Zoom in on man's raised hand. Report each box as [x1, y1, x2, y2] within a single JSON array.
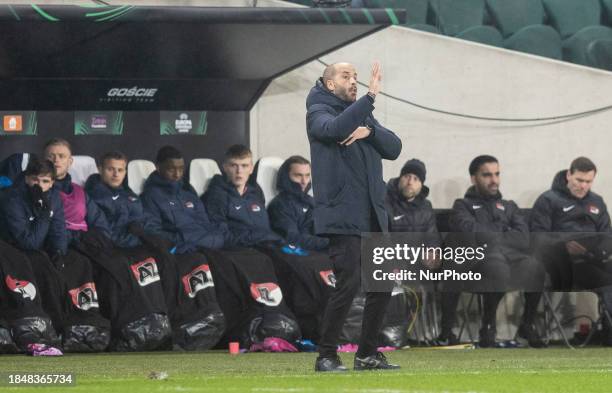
[[368, 61, 382, 96]]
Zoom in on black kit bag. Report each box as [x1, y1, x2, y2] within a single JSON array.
[[75, 230, 171, 351], [0, 241, 58, 352], [257, 244, 334, 340], [203, 247, 301, 348], [25, 248, 111, 352], [133, 230, 226, 350]]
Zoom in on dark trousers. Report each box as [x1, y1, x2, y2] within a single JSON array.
[[318, 235, 391, 358], [440, 292, 542, 335]]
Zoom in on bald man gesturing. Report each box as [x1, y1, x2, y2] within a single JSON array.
[[306, 62, 402, 372]]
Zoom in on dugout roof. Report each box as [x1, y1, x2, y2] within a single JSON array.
[[0, 4, 405, 110]]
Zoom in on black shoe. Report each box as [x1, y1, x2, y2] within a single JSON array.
[[517, 323, 547, 348], [433, 332, 459, 346], [354, 352, 400, 371], [478, 324, 496, 348], [315, 355, 348, 372]]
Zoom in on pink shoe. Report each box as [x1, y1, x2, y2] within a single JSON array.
[[249, 337, 298, 353], [26, 343, 63, 356], [337, 343, 358, 353]]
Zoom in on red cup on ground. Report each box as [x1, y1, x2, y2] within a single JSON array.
[[229, 342, 240, 355]]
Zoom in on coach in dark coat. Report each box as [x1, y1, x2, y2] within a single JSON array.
[[307, 62, 401, 372]]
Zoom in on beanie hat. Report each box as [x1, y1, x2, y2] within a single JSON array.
[[400, 159, 426, 183]]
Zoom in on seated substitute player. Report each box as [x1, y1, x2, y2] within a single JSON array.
[[385, 158, 438, 233], [531, 157, 612, 345], [445, 155, 546, 348], [2, 152, 111, 352], [268, 155, 329, 251], [0, 158, 65, 350], [203, 145, 334, 341], [84, 151, 173, 351], [142, 145, 300, 347]]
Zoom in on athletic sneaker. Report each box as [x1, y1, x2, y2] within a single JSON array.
[[433, 332, 459, 346], [478, 324, 496, 348], [315, 355, 348, 372], [517, 323, 547, 348], [354, 352, 400, 371]]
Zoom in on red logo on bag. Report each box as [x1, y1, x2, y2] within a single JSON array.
[[319, 270, 336, 288], [250, 283, 282, 306], [182, 264, 214, 298], [68, 283, 99, 311], [5, 275, 36, 300], [130, 258, 161, 287]]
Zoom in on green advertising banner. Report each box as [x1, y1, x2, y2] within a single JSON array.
[[160, 111, 207, 136], [0, 111, 37, 136], [75, 111, 124, 135]]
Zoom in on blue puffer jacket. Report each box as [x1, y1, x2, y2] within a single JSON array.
[[203, 174, 282, 248], [0, 176, 68, 255], [84, 174, 143, 248], [267, 159, 329, 251], [306, 79, 402, 235], [141, 171, 226, 254]]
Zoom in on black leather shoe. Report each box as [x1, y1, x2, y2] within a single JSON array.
[[315, 355, 348, 372], [433, 332, 459, 346], [517, 323, 547, 348], [478, 323, 496, 348], [354, 352, 400, 371]]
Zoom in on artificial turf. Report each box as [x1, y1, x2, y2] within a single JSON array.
[[2, 347, 612, 393]]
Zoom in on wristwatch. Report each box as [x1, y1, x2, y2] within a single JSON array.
[[365, 124, 375, 137], [367, 91, 376, 101]]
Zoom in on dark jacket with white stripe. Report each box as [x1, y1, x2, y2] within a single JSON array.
[[385, 177, 437, 233]]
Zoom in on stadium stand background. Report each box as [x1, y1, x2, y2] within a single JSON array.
[[252, 0, 612, 212]]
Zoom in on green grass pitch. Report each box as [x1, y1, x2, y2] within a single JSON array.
[[2, 347, 612, 393]]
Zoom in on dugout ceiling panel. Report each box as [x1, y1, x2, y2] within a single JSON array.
[[0, 5, 403, 162]]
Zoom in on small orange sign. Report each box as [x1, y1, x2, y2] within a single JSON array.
[[3, 115, 22, 132]]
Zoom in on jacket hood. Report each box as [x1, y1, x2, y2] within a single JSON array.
[[276, 160, 312, 203], [209, 173, 263, 200], [84, 173, 135, 198], [306, 78, 354, 110], [551, 169, 580, 199], [386, 177, 430, 205], [143, 170, 184, 194], [464, 185, 502, 201], [54, 173, 74, 194]]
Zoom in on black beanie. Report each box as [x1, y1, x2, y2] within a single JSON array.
[[400, 159, 426, 183]]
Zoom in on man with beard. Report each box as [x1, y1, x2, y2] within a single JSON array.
[[385, 159, 437, 234], [531, 157, 612, 345], [306, 61, 402, 371], [445, 155, 545, 348]]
